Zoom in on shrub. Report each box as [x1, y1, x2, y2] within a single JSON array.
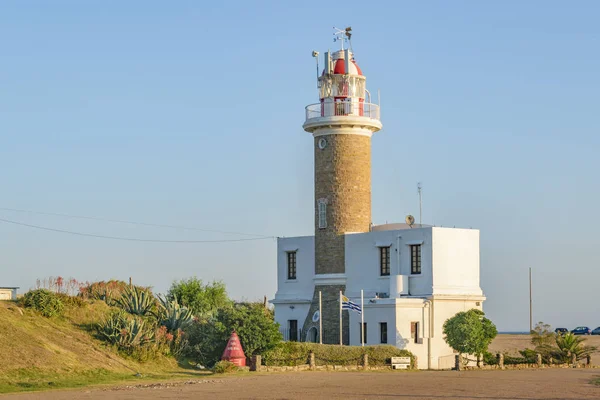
[[116, 285, 156, 316], [79, 280, 130, 305], [483, 351, 497, 365], [167, 278, 231, 318], [22, 289, 65, 317], [56, 293, 86, 308], [552, 332, 597, 362], [212, 360, 238, 374], [184, 302, 282, 367], [263, 342, 416, 368]]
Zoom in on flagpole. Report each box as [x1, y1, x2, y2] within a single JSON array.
[[339, 290, 342, 346], [361, 289, 364, 347], [319, 291, 323, 345]]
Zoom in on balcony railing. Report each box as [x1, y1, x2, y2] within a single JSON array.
[[305, 102, 380, 122]]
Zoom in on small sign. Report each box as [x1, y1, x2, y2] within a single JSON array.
[[391, 356, 411, 365]]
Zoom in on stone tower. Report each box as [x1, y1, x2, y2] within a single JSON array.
[[301, 35, 382, 344]]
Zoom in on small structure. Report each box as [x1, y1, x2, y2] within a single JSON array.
[[221, 331, 246, 367], [0, 287, 18, 301]]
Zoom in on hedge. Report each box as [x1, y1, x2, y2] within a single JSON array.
[[263, 342, 416, 368]]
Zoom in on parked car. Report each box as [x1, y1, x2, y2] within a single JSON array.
[[571, 326, 591, 335], [555, 327, 568, 335], [592, 327, 600, 335]]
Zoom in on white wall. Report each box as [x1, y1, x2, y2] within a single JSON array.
[[272, 236, 315, 332], [431, 228, 482, 296], [345, 228, 433, 298], [0, 288, 17, 300]]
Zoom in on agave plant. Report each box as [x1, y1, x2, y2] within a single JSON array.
[[551, 332, 597, 363], [97, 311, 154, 349], [116, 285, 155, 316], [157, 295, 194, 332]]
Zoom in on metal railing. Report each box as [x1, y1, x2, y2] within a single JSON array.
[[305, 102, 380, 121]]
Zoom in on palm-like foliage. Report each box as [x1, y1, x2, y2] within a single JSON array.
[[97, 311, 154, 349], [551, 333, 597, 362], [157, 295, 194, 332], [117, 285, 155, 316]]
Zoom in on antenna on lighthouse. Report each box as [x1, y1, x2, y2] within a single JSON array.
[[312, 50, 320, 86], [333, 26, 352, 51]]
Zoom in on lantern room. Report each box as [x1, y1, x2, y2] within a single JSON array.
[[303, 29, 381, 132]]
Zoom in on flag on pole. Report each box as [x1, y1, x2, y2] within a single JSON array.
[[341, 295, 362, 314]]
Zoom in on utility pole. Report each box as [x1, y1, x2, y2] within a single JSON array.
[[417, 182, 423, 227], [529, 268, 533, 333]]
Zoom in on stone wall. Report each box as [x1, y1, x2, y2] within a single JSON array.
[[314, 134, 371, 275], [301, 284, 349, 345]]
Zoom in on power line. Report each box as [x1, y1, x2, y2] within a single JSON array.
[[0, 207, 270, 238], [0, 217, 276, 244]]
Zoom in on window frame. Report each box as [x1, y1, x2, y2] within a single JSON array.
[[380, 322, 388, 344], [410, 244, 422, 275], [287, 251, 297, 280], [317, 199, 327, 229], [379, 246, 391, 276]]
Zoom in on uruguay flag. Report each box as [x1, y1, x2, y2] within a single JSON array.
[[341, 295, 362, 314]]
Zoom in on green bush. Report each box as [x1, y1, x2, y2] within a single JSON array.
[[212, 360, 238, 374], [167, 278, 231, 318], [184, 302, 282, 367], [263, 342, 416, 368], [483, 351, 497, 365], [22, 289, 65, 318]]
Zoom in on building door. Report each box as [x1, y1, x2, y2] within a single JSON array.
[[289, 320, 298, 342], [307, 327, 318, 343]]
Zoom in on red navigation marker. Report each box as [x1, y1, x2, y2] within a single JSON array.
[[221, 331, 246, 367]]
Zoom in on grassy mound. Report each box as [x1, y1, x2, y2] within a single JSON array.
[[0, 300, 203, 393]]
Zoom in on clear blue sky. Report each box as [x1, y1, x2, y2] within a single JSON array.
[[1, 1, 599, 331]]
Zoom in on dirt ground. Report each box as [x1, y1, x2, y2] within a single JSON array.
[[490, 334, 600, 366], [6, 369, 600, 400]]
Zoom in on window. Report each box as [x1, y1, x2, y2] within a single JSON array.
[[411, 321, 420, 344], [410, 244, 421, 275], [380, 322, 388, 344], [379, 246, 390, 276], [359, 322, 367, 344], [317, 199, 327, 229], [289, 320, 298, 342], [287, 251, 297, 280]]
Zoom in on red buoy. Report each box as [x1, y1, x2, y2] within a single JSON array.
[[221, 331, 246, 367]]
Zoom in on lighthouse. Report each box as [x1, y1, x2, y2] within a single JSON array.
[[272, 29, 485, 367], [301, 28, 382, 344]]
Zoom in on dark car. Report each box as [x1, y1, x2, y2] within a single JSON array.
[[571, 326, 591, 335], [592, 327, 600, 335], [555, 327, 568, 335]]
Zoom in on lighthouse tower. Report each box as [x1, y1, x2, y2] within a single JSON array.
[[301, 29, 382, 344]]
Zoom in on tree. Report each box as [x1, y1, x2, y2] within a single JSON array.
[[167, 278, 231, 318], [184, 302, 282, 367], [531, 321, 554, 347], [443, 309, 497, 360]]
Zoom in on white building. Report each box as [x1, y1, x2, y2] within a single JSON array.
[[271, 30, 486, 369], [0, 287, 19, 301]]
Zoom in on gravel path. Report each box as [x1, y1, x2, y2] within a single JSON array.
[[6, 369, 600, 400]]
